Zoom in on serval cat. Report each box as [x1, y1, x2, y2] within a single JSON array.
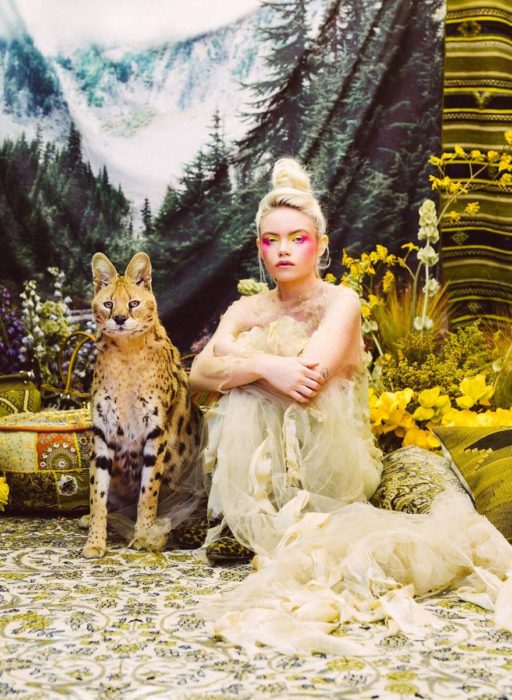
[[83, 251, 203, 558]]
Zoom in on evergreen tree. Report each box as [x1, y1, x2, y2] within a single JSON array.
[[61, 122, 83, 175], [237, 0, 313, 170], [141, 198, 153, 236], [0, 131, 132, 299]]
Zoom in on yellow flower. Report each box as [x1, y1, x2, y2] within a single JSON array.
[[375, 244, 389, 261], [403, 427, 440, 450], [455, 374, 495, 409], [454, 145, 467, 158], [412, 405, 435, 421], [470, 150, 484, 161], [412, 387, 451, 424], [428, 155, 443, 167], [447, 210, 461, 223], [0, 476, 9, 511], [505, 130, 512, 146], [441, 408, 478, 427], [464, 202, 480, 215], [368, 293, 382, 309], [487, 150, 499, 162], [369, 389, 414, 436], [342, 250, 354, 267], [382, 269, 395, 293], [418, 387, 440, 408], [448, 180, 462, 194], [401, 242, 419, 252], [499, 153, 512, 171], [498, 173, 512, 188], [324, 273, 337, 284]]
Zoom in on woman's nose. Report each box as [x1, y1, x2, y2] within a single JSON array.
[[278, 240, 290, 255]]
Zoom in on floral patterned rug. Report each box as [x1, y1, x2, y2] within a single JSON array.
[[1, 516, 512, 700]]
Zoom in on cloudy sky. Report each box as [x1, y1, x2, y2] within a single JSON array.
[[2, 0, 261, 53]]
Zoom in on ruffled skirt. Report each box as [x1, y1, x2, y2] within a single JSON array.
[[200, 378, 512, 655]]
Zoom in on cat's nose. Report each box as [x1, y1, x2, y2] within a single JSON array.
[[113, 315, 127, 325]]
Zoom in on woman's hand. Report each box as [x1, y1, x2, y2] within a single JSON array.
[[257, 355, 324, 403]]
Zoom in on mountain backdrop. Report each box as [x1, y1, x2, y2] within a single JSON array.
[[0, 0, 445, 350]]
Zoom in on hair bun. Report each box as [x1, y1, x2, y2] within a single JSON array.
[[271, 158, 312, 193]]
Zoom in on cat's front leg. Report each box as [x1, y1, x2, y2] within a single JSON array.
[[83, 428, 113, 558], [132, 428, 169, 551]]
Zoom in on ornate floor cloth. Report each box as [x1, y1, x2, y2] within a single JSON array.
[[1, 516, 512, 699]]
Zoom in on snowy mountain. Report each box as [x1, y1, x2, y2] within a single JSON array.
[[0, 5, 268, 219]]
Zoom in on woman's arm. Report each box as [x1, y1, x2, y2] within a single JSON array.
[[299, 288, 363, 385], [189, 298, 324, 401]]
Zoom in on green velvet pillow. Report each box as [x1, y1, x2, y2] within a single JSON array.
[[432, 425, 512, 542], [0, 408, 92, 515], [371, 445, 467, 514]]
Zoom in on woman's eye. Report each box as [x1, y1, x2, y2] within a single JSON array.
[[103, 301, 113, 309], [128, 300, 140, 309], [292, 236, 304, 243]]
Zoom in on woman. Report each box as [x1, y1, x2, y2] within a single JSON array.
[[190, 158, 512, 655]]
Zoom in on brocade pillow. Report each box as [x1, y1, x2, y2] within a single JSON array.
[[0, 408, 92, 515], [432, 425, 512, 542], [370, 444, 467, 514]]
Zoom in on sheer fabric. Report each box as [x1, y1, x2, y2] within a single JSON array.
[[199, 288, 512, 655]]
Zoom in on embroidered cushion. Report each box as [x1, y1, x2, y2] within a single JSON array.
[[432, 425, 512, 542], [370, 445, 467, 514], [0, 408, 92, 515], [0, 373, 41, 417]]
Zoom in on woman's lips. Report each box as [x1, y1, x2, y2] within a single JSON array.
[[276, 261, 294, 267]]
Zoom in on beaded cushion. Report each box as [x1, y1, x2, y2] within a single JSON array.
[[0, 408, 92, 514], [432, 425, 512, 543], [370, 444, 467, 514]]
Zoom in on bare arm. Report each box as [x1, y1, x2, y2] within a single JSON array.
[[189, 298, 324, 402], [299, 288, 363, 386]]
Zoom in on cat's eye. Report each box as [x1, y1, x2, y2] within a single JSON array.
[[128, 300, 140, 309], [103, 301, 113, 309]]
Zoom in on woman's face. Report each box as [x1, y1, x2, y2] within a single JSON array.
[[257, 207, 327, 285]]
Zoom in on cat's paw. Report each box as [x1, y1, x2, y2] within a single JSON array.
[[83, 540, 106, 558]]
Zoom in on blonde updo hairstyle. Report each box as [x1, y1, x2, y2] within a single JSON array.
[[256, 158, 330, 275]]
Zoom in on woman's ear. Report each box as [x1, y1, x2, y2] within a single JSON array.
[[317, 235, 329, 257]]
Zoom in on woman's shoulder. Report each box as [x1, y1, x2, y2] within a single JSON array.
[[322, 281, 360, 308], [222, 290, 276, 327]]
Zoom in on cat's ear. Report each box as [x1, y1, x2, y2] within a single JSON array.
[[92, 253, 118, 294], [124, 252, 152, 291]]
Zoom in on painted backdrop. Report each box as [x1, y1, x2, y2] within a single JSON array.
[[0, 0, 444, 351]]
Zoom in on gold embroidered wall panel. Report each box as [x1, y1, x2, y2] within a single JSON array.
[[443, 0, 512, 325]]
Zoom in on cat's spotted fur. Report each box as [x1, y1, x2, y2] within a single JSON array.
[[83, 251, 202, 558]]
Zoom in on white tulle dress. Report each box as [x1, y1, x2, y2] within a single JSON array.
[[198, 286, 512, 656]]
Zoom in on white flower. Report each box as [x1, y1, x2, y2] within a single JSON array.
[[418, 224, 439, 243], [419, 199, 437, 226], [362, 319, 378, 334], [417, 245, 439, 266], [423, 278, 441, 297], [413, 316, 434, 331]]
